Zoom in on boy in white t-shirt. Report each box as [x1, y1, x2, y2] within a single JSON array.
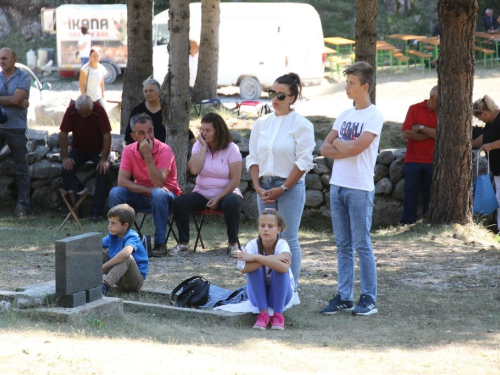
[[320, 61, 383, 316]]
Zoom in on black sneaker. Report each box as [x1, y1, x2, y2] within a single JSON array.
[[352, 294, 378, 316], [320, 294, 353, 315]]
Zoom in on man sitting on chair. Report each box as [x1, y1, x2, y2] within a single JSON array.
[[60, 94, 111, 221], [109, 113, 182, 257]]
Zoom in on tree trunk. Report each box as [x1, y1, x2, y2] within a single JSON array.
[[427, 0, 478, 225], [191, 0, 220, 103], [120, 0, 153, 135], [355, 0, 377, 104], [161, 0, 190, 191]]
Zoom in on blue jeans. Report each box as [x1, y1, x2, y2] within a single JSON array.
[[61, 149, 108, 215], [246, 267, 293, 314], [81, 57, 89, 65], [109, 186, 176, 245], [330, 185, 377, 301], [400, 162, 433, 224], [257, 177, 305, 290], [0, 128, 30, 210]]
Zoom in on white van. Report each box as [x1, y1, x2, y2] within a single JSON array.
[[152, 2, 324, 100]]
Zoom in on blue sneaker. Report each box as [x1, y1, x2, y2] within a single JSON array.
[[320, 294, 353, 314], [352, 294, 378, 316], [102, 283, 109, 296]]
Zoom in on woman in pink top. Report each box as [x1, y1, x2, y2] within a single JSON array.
[[170, 113, 243, 256]]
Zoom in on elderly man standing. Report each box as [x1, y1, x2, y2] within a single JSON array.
[[60, 95, 111, 221], [0, 48, 31, 217], [400, 86, 438, 225], [109, 113, 182, 257]]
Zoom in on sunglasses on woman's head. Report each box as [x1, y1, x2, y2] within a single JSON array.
[[268, 90, 293, 101]]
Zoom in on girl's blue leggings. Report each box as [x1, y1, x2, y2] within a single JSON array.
[[246, 267, 293, 313]]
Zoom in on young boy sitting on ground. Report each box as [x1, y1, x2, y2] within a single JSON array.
[[102, 204, 148, 296]]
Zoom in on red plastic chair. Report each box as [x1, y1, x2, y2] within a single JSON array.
[[192, 210, 241, 253], [236, 100, 264, 117]]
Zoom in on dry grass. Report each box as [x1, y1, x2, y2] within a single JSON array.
[[0, 210, 499, 374]]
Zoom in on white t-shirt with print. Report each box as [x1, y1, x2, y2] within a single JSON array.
[[245, 238, 295, 288], [329, 104, 384, 191]]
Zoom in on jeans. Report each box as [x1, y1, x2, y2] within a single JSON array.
[[401, 162, 433, 224], [246, 267, 293, 314], [0, 128, 30, 209], [109, 186, 176, 245], [330, 185, 377, 301], [81, 57, 89, 66], [61, 149, 108, 215], [257, 177, 305, 290], [173, 192, 242, 244], [102, 251, 144, 291]]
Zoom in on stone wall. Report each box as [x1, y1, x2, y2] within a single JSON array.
[[0, 129, 486, 228]]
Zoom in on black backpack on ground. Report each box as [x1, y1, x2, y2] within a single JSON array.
[[169, 276, 210, 308]]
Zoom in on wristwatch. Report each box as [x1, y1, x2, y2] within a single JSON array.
[[418, 125, 424, 132], [281, 184, 289, 193]]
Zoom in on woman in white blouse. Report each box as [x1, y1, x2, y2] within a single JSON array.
[[246, 72, 315, 290], [79, 48, 107, 110]]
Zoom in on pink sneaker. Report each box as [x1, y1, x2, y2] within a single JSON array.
[[271, 312, 285, 330], [252, 311, 271, 330]]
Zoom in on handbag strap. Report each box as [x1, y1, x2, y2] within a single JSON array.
[[84, 66, 90, 93], [477, 150, 490, 176]]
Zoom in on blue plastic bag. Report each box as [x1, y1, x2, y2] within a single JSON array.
[[473, 153, 498, 215]]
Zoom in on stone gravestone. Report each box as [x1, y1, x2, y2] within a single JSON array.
[[55, 232, 102, 308]]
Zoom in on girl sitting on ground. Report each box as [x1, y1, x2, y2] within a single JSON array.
[[237, 209, 294, 331]]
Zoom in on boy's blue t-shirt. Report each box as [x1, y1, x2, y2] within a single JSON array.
[[102, 229, 149, 279]]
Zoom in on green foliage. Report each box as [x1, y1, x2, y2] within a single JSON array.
[[2, 32, 56, 66]]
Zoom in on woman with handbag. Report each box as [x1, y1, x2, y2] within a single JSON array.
[[124, 77, 195, 145], [246, 72, 315, 291], [79, 48, 107, 111], [472, 95, 500, 228]]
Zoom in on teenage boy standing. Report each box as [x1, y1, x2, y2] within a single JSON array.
[[320, 62, 383, 316]]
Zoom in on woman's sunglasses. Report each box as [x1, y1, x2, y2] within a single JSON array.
[[268, 90, 293, 101], [473, 110, 483, 116]]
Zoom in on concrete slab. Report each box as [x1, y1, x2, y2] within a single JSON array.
[[123, 300, 253, 325], [121, 288, 253, 325], [15, 280, 55, 309], [15, 297, 123, 323]]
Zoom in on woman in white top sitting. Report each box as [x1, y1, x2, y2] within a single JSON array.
[[79, 47, 107, 110], [246, 72, 315, 291]]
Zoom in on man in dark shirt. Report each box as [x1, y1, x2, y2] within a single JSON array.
[[59, 94, 112, 221], [483, 9, 498, 32]]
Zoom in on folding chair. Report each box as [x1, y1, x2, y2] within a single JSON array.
[[58, 188, 89, 231], [193, 99, 221, 117], [236, 100, 264, 117], [191, 210, 241, 253], [134, 208, 178, 245]]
